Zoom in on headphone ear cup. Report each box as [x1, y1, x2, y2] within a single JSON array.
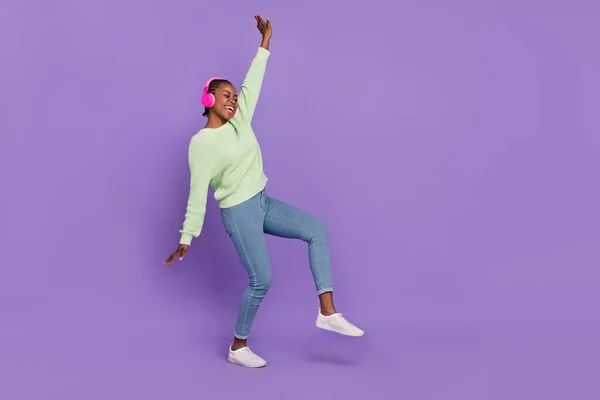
[[201, 90, 215, 108], [201, 76, 223, 109]]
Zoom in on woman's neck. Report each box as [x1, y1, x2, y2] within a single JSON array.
[[205, 114, 227, 129]]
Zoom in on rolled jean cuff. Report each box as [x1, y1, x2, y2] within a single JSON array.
[[234, 332, 250, 340], [317, 287, 333, 295]]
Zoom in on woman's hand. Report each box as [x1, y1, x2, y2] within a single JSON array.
[[164, 244, 189, 265], [254, 15, 272, 47]]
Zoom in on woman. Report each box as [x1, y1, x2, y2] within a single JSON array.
[[165, 15, 364, 368]]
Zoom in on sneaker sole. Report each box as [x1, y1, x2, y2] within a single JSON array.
[[227, 354, 267, 368], [316, 320, 365, 337]]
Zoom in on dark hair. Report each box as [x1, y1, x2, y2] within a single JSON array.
[[202, 79, 232, 117]]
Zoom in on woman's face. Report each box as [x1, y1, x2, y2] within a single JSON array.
[[210, 83, 238, 120]]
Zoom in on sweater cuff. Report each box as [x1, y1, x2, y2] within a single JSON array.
[[257, 46, 270, 58], [179, 233, 193, 246]]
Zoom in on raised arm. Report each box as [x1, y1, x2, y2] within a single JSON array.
[[236, 15, 272, 123]]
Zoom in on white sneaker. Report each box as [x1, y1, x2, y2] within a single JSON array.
[[315, 309, 365, 337], [227, 345, 267, 368]]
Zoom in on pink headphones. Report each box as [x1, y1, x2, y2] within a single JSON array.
[[201, 76, 222, 108]]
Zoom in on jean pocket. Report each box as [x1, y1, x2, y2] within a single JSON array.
[[220, 209, 234, 237], [259, 190, 267, 210]]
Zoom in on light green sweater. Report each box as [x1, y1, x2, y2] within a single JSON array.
[[179, 47, 271, 245]]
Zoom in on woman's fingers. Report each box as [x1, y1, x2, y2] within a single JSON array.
[[255, 15, 266, 28], [164, 249, 180, 265]]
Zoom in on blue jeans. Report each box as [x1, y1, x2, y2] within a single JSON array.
[[220, 190, 333, 339]]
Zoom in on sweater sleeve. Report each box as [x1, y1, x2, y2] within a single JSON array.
[[236, 47, 271, 123], [179, 135, 220, 245]]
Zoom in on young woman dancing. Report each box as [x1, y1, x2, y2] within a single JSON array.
[[164, 15, 364, 368]]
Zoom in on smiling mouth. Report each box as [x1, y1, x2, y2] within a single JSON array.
[[225, 105, 235, 113]]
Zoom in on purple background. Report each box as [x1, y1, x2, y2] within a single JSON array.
[[2, 0, 599, 399]]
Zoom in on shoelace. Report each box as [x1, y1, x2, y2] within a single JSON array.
[[335, 313, 356, 328], [242, 347, 261, 359]]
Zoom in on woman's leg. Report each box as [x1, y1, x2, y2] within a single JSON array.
[[262, 195, 335, 312], [262, 194, 364, 336], [220, 193, 271, 349]]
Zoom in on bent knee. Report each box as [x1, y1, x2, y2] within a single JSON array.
[[250, 271, 272, 292], [310, 220, 328, 242]]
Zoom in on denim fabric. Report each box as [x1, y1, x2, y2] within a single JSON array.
[[220, 190, 333, 339]]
